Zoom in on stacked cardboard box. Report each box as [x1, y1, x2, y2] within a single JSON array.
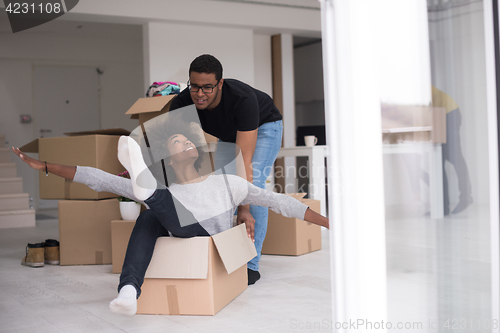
[[20, 129, 129, 265], [262, 193, 322, 256], [111, 219, 135, 273]]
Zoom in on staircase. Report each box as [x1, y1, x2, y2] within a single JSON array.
[[0, 135, 36, 228]]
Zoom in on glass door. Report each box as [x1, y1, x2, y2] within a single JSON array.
[[321, 0, 499, 331]]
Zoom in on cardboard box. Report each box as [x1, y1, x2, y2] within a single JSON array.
[[20, 128, 130, 200], [381, 104, 446, 143], [59, 199, 121, 265], [125, 95, 177, 126], [125, 95, 218, 143], [111, 219, 136, 274], [262, 193, 322, 256], [137, 224, 257, 316]]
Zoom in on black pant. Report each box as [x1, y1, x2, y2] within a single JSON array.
[[442, 109, 472, 211], [118, 189, 209, 297]]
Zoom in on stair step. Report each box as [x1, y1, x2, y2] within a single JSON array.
[[0, 178, 23, 194], [0, 209, 36, 228], [0, 135, 4, 148], [0, 148, 11, 163], [0, 193, 30, 211], [0, 163, 17, 178]]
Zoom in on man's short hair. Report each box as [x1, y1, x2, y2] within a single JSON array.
[[189, 54, 223, 82]]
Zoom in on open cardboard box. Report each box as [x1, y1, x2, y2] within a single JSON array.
[[59, 198, 121, 265], [137, 224, 257, 316], [20, 128, 129, 200], [125, 95, 218, 144], [262, 193, 322, 256]]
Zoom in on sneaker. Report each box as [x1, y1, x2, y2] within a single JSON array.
[[21, 243, 45, 268], [247, 268, 261, 285], [43, 239, 60, 265]]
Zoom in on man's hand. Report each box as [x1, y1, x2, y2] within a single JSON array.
[[237, 206, 255, 242]]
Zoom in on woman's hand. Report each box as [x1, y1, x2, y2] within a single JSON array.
[[11, 147, 45, 171]]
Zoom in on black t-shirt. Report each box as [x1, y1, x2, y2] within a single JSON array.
[[170, 79, 282, 143]]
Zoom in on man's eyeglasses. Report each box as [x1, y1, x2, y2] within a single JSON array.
[[187, 80, 219, 94]]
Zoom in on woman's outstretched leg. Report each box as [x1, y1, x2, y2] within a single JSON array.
[[110, 209, 168, 315], [117, 135, 157, 201], [110, 192, 209, 315]]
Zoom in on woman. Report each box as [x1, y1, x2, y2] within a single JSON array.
[[12, 120, 329, 316]]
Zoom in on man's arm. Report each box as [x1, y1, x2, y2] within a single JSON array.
[[235, 129, 258, 241]]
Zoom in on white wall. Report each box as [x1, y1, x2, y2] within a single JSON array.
[[64, 0, 321, 36], [253, 34, 273, 96], [0, 22, 144, 208], [143, 22, 255, 92]]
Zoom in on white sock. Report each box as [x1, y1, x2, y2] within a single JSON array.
[[117, 136, 156, 201], [109, 284, 138, 315]]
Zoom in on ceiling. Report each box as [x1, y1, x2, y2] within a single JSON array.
[[0, 11, 142, 39], [209, 0, 320, 10]]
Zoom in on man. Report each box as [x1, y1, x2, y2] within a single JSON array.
[[170, 54, 283, 284], [432, 86, 473, 215]]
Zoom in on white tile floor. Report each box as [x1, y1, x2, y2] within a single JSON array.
[[0, 210, 332, 333], [1, 202, 492, 333], [385, 203, 492, 333]]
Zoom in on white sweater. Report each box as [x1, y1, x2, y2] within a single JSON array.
[[74, 166, 309, 235]]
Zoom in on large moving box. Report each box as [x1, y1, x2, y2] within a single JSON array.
[[111, 219, 135, 274], [20, 128, 129, 200], [137, 224, 257, 316], [59, 199, 121, 265], [262, 193, 322, 256]]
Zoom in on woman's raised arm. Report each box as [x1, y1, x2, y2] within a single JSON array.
[[12, 147, 76, 180]]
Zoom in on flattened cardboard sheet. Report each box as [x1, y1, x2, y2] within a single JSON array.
[[19, 128, 130, 153], [19, 139, 38, 153], [64, 128, 130, 136], [211, 223, 257, 274]]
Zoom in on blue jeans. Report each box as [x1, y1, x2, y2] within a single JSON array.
[[442, 109, 472, 211], [248, 120, 283, 271], [214, 121, 282, 271]]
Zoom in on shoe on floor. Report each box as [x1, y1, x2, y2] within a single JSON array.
[[247, 268, 260, 285], [43, 239, 60, 265], [451, 197, 473, 215], [21, 243, 45, 268]]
